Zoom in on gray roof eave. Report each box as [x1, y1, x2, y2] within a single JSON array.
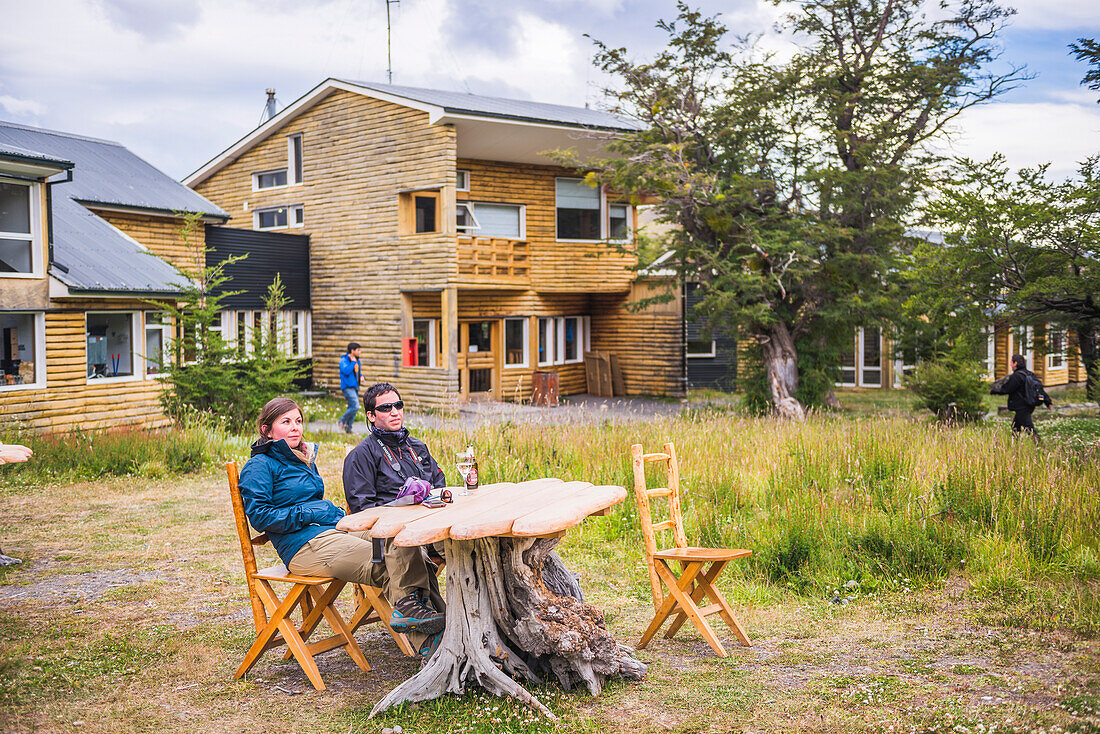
[[74, 198, 229, 221]]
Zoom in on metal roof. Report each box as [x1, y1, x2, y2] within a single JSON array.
[[50, 196, 189, 296], [0, 121, 227, 218], [0, 120, 227, 295], [340, 80, 643, 131]]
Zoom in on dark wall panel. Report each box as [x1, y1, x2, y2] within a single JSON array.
[[205, 225, 310, 310], [685, 282, 737, 390]]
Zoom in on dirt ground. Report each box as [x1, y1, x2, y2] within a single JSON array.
[[1, 470, 1098, 734]]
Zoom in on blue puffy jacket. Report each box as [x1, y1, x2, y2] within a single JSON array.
[[238, 438, 345, 564], [339, 353, 361, 390]]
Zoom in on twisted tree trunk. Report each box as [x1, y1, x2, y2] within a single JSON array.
[[759, 323, 806, 420], [369, 537, 645, 719]]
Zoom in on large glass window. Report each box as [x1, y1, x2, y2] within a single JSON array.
[[860, 327, 882, 386], [538, 316, 588, 365], [472, 203, 523, 239], [0, 181, 34, 275], [0, 312, 43, 389], [504, 318, 528, 367], [1047, 327, 1067, 370], [86, 312, 136, 380], [562, 317, 580, 362], [556, 178, 601, 240]]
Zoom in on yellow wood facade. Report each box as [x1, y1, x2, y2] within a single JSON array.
[[191, 87, 681, 407]]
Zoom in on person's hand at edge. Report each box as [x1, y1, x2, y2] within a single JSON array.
[[0, 444, 32, 465]]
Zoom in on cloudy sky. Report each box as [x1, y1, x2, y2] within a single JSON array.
[[2, 0, 1098, 182]]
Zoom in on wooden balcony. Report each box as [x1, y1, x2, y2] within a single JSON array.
[[456, 237, 530, 287]]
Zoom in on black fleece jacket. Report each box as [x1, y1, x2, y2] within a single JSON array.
[[342, 426, 446, 513]]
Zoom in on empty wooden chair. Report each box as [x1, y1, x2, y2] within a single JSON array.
[[629, 442, 752, 657], [226, 461, 370, 690]]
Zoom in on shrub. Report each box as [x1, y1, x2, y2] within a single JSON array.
[[904, 359, 988, 422]]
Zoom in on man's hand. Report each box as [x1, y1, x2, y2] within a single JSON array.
[[0, 444, 32, 465]]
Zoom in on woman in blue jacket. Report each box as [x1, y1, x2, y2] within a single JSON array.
[[238, 397, 444, 653]]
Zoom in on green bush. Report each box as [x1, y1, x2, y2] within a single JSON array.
[[904, 359, 988, 422]]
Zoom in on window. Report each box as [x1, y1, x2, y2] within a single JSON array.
[[687, 340, 716, 358], [144, 312, 172, 375], [456, 169, 470, 191], [556, 178, 601, 240], [253, 169, 288, 190], [468, 321, 491, 353], [288, 134, 303, 184], [412, 319, 437, 367], [860, 327, 882, 387], [839, 331, 857, 386], [399, 190, 441, 234], [254, 205, 302, 230], [1047, 328, 1067, 370], [472, 203, 523, 239], [0, 180, 37, 276], [456, 203, 479, 234], [290, 310, 311, 358], [86, 312, 137, 380], [609, 204, 630, 240], [0, 311, 44, 389], [538, 316, 589, 365], [415, 196, 437, 233], [504, 318, 528, 367]]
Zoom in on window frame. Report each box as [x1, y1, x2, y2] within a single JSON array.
[[287, 134, 304, 185], [456, 169, 470, 192], [1046, 327, 1067, 370], [686, 339, 717, 359], [143, 311, 173, 377], [608, 202, 633, 242], [85, 311, 141, 384], [538, 316, 588, 366], [455, 202, 480, 235], [252, 168, 289, 191], [253, 204, 302, 231], [398, 189, 442, 235], [555, 177, 603, 243], [412, 318, 438, 367], [0, 178, 42, 279], [458, 201, 526, 240], [503, 317, 529, 369], [0, 311, 46, 391], [859, 326, 883, 387]]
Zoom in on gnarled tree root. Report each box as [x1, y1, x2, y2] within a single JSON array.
[[369, 535, 645, 719]]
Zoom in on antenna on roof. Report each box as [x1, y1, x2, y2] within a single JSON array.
[[386, 0, 399, 84], [260, 89, 278, 125]]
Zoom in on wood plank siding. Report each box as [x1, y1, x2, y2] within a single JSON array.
[[93, 210, 203, 271]]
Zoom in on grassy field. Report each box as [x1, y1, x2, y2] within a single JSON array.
[[1, 410, 1099, 733]]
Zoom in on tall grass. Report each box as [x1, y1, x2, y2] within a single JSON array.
[[417, 414, 1100, 633]]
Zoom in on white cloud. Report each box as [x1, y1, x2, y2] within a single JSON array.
[[0, 95, 44, 117], [1007, 0, 1100, 32], [936, 101, 1100, 180]]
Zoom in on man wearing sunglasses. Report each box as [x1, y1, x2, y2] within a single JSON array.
[[342, 382, 447, 654]]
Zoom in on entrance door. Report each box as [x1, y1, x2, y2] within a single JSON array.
[[459, 320, 497, 399]]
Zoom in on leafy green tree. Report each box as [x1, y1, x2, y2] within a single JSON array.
[[1070, 38, 1100, 100], [240, 273, 306, 421], [909, 154, 1100, 397], [579, 0, 1023, 418]]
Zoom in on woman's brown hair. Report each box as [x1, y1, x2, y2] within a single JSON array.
[[257, 397, 312, 463]]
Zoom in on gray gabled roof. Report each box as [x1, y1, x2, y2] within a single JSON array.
[[0, 140, 73, 169], [0, 120, 226, 296], [0, 121, 227, 218], [340, 80, 643, 132]]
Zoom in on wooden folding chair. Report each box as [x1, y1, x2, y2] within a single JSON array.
[[348, 551, 447, 657], [226, 461, 370, 690], [629, 442, 752, 657]]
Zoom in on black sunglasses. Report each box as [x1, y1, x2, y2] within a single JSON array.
[[372, 400, 404, 413]]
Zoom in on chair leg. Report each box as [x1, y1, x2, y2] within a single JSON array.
[[664, 560, 727, 639], [283, 580, 346, 661], [638, 560, 704, 649], [652, 560, 728, 657], [696, 570, 752, 647], [317, 591, 372, 672], [277, 613, 326, 691], [236, 581, 311, 680], [352, 584, 416, 657]]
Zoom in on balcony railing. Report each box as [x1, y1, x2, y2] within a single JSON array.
[[457, 237, 529, 284]]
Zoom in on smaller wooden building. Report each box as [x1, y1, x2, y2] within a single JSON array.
[[0, 121, 228, 433]]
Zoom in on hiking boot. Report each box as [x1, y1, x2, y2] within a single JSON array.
[[419, 632, 443, 663], [390, 592, 445, 634]]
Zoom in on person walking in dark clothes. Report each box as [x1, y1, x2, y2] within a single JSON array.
[[991, 354, 1053, 439]]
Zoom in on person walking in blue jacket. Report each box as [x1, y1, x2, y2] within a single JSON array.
[[338, 342, 362, 433], [238, 397, 444, 659]]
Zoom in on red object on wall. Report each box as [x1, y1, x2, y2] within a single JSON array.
[[403, 337, 419, 367]]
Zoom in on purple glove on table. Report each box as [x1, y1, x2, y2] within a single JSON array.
[[384, 477, 434, 506]]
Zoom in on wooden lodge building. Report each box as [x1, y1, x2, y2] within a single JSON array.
[[186, 80, 684, 406], [0, 121, 234, 432]]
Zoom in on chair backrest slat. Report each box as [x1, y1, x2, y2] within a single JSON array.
[[226, 461, 268, 632], [631, 441, 691, 608]]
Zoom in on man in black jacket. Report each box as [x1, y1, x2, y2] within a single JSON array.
[[991, 354, 1053, 438], [342, 382, 446, 652]]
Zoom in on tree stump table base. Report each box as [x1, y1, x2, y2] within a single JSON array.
[[369, 536, 646, 719]]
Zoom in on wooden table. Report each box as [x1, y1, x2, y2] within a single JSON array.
[[340, 478, 647, 719]]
